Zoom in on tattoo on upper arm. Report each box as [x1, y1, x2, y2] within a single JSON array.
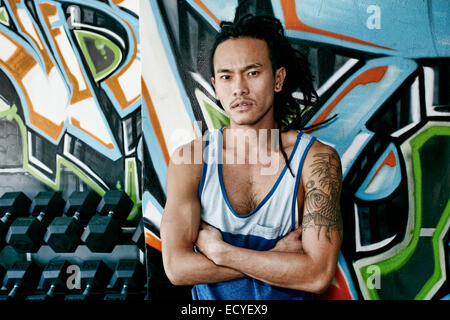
[[302, 152, 343, 244]]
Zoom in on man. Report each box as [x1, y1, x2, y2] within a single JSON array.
[[161, 15, 343, 300]]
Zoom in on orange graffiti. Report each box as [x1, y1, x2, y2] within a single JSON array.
[[103, 12, 140, 110], [145, 230, 162, 252], [0, 32, 64, 140], [142, 78, 170, 166], [70, 118, 114, 150], [8, 0, 54, 74], [366, 150, 396, 189], [193, 0, 220, 26], [306, 66, 388, 133], [38, 2, 92, 105], [280, 0, 392, 50]]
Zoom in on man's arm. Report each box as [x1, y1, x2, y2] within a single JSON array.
[[160, 140, 245, 286], [195, 141, 342, 293]]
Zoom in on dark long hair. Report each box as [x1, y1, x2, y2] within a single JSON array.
[[210, 14, 321, 176]]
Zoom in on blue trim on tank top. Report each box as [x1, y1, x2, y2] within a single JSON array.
[[290, 136, 316, 230], [218, 128, 304, 218], [221, 230, 280, 251], [198, 137, 210, 198]]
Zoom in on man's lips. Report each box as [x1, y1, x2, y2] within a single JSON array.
[[231, 100, 253, 110]]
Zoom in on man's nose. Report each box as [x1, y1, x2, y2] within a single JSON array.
[[232, 76, 249, 96]]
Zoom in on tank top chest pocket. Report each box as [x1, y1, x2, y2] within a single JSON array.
[[250, 223, 282, 240]]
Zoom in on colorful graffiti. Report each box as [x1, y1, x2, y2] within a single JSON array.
[[141, 0, 450, 300], [1, 0, 447, 301], [0, 0, 141, 217]]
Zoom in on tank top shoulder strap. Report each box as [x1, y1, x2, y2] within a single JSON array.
[[287, 131, 315, 173], [203, 128, 223, 165], [198, 128, 223, 197], [289, 131, 317, 229]]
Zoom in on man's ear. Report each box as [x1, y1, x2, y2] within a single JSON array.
[[211, 77, 216, 90], [274, 67, 286, 92]]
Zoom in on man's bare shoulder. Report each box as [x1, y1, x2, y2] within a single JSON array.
[[308, 139, 339, 157], [166, 135, 209, 194], [169, 135, 207, 167], [302, 138, 342, 182]]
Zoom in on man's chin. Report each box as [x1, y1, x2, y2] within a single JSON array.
[[229, 114, 260, 126], [230, 120, 258, 127], [228, 107, 274, 128]]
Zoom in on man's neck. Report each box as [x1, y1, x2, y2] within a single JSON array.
[[222, 123, 281, 167]]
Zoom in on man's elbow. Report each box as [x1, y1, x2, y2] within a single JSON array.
[[164, 263, 182, 286], [163, 256, 187, 286], [166, 271, 187, 286], [309, 268, 335, 294], [310, 277, 331, 294], [291, 258, 336, 294], [163, 253, 196, 286]]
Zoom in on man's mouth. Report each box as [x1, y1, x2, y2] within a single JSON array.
[[231, 101, 253, 110]]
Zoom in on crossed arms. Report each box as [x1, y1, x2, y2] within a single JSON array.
[[160, 139, 343, 294]]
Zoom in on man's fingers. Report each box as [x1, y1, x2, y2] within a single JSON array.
[[291, 227, 302, 238]]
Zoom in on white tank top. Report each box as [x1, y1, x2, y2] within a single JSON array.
[[193, 128, 316, 300], [199, 128, 316, 244]]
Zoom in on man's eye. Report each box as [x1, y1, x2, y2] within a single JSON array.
[[248, 71, 259, 76], [220, 75, 231, 80]]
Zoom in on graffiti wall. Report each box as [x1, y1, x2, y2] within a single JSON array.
[[1, 0, 447, 301], [141, 0, 450, 300], [0, 0, 141, 217]]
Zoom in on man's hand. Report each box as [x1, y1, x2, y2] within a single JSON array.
[[270, 227, 304, 253], [196, 222, 304, 263], [195, 222, 226, 263]]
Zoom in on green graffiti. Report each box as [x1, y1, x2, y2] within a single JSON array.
[[74, 30, 122, 82], [358, 125, 450, 300], [0, 103, 143, 222], [411, 126, 450, 300], [0, 104, 143, 221], [204, 100, 230, 129], [195, 88, 229, 130], [125, 158, 142, 221], [0, 7, 9, 26], [416, 200, 450, 299], [0, 104, 105, 196]]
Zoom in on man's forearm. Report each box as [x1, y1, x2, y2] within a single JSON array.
[[164, 248, 245, 286], [209, 242, 327, 293]]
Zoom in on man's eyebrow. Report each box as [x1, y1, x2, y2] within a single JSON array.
[[216, 63, 263, 74], [244, 63, 263, 70], [216, 67, 231, 74]]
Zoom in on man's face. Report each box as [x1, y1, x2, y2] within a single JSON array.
[[212, 37, 285, 128]]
